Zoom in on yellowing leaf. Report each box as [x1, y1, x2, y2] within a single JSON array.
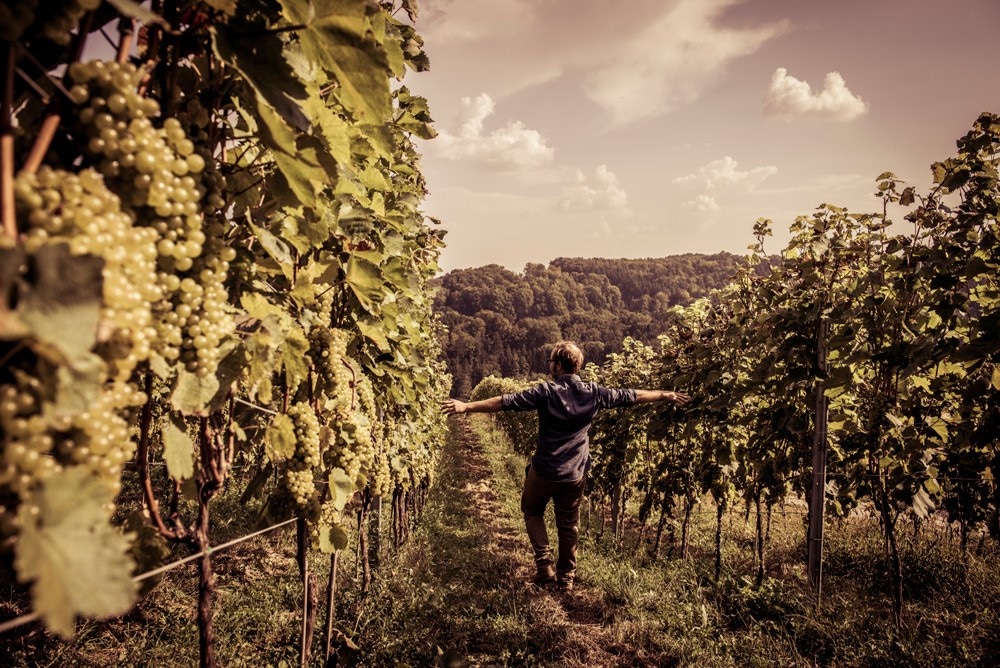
[[162, 417, 194, 481], [15, 468, 137, 637]]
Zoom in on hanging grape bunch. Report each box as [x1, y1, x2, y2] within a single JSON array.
[[16, 167, 162, 379], [0, 0, 101, 44], [67, 60, 235, 377], [308, 326, 377, 487], [282, 401, 322, 513], [0, 161, 161, 538]]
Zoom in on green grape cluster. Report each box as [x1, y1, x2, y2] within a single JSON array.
[[308, 328, 377, 477], [15, 166, 162, 380], [0, 371, 147, 531], [288, 401, 321, 470], [309, 326, 352, 400], [317, 358, 376, 488], [282, 468, 316, 512], [3, 163, 160, 534], [309, 499, 343, 549], [67, 60, 235, 377], [369, 417, 393, 498], [281, 402, 321, 511], [299, 285, 336, 333], [0, 0, 100, 44]]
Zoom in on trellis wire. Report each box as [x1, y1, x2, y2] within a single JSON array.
[[0, 517, 298, 635]]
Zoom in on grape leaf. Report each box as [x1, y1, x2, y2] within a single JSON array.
[[47, 352, 106, 419], [123, 511, 170, 595], [210, 27, 309, 132], [202, 0, 236, 15], [170, 341, 244, 415], [355, 317, 390, 352], [265, 412, 296, 463], [162, 416, 195, 481], [248, 222, 295, 276], [106, 0, 169, 25], [328, 467, 355, 512], [319, 522, 349, 553], [15, 468, 137, 637], [240, 292, 285, 320], [171, 369, 220, 416], [282, 324, 310, 392], [344, 254, 383, 313], [280, 0, 391, 125], [17, 245, 102, 367], [401, 0, 419, 21]]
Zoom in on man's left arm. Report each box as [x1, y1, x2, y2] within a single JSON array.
[[442, 396, 504, 415]]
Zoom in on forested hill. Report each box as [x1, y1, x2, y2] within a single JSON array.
[[434, 253, 744, 397]]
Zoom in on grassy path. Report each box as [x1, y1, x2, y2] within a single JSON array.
[[352, 417, 672, 667]]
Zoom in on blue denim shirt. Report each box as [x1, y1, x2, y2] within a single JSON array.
[[501, 374, 637, 482]]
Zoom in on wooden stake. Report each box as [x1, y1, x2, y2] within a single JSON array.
[[324, 551, 340, 663], [1, 41, 16, 239], [807, 318, 830, 604], [197, 484, 217, 668]]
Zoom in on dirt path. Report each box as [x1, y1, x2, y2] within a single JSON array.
[[393, 419, 663, 667]]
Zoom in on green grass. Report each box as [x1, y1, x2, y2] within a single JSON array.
[[3, 418, 998, 667]]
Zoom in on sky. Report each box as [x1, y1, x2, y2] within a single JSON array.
[[404, 0, 1000, 273]]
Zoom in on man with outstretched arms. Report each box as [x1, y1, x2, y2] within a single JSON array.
[[442, 340, 690, 592]]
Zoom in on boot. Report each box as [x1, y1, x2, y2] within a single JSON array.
[[530, 564, 556, 589]]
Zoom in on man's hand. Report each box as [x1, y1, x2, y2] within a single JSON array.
[[441, 398, 468, 415], [663, 390, 691, 406]]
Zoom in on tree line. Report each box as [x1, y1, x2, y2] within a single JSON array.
[[434, 254, 744, 397]]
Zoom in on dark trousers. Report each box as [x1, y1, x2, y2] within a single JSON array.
[[520, 465, 586, 584]]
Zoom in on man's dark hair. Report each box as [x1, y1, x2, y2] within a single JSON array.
[[550, 341, 584, 374]]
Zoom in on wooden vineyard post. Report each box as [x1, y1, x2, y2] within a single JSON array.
[[324, 551, 340, 663], [1, 41, 16, 239], [807, 318, 830, 603], [297, 517, 317, 668], [370, 495, 382, 572], [196, 489, 217, 668]]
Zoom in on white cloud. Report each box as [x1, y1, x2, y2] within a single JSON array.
[[685, 195, 721, 212], [673, 156, 778, 191], [763, 68, 868, 121], [558, 165, 631, 214], [421, 0, 538, 42], [432, 93, 555, 169], [584, 0, 787, 124]]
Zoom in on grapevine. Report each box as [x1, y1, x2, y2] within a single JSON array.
[[1, 0, 451, 656]]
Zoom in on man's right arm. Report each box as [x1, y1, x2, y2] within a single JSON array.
[[633, 389, 691, 406]]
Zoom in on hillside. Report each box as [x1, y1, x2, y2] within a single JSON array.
[[433, 253, 744, 397]]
